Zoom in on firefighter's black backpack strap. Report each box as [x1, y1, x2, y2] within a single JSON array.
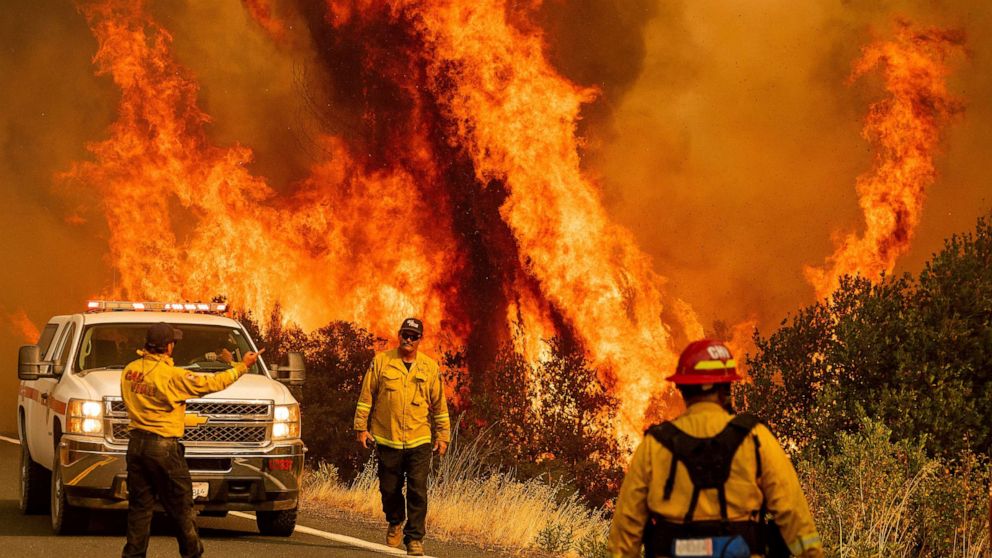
[[708, 414, 760, 523], [645, 423, 682, 500], [730, 413, 761, 436], [646, 422, 708, 522], [646, 414, 762, 523]]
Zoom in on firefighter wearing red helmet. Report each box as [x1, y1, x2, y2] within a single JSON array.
[[607, 340, 823, 558]]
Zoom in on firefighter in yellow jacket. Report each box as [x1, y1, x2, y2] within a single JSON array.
[[354, 317, 450, 557], [120, 322, 261, 558], [607, 339, 823, 558]]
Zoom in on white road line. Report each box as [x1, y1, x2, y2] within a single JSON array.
[[0, 436, 424, 557], [232, 509, 440, 556]]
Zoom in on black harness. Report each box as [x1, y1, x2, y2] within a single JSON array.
[[643, 414, 790, 558]]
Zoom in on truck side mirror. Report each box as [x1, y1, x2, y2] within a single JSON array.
[[272, 351, 306, 386], [18, 345, 51, 381]]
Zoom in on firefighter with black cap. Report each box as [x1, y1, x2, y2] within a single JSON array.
[[607, 339, 823, 558], [120, 322, 261, 558], [354, 317, 450, 556]]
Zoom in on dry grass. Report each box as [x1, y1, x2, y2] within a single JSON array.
[[303, 430, 609, 556], [303, 421, 991, 558]]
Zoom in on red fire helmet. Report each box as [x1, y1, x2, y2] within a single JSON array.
[[667, 339, 742, 385]]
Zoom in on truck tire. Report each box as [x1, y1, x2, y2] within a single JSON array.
[[256, 508, 297, 536], [51, 457, 87, 535], [19, 443, 50, 514]]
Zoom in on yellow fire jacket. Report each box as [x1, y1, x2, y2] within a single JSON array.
[[607, 402, 823, 558], [121, 350, 248, 438], [353, 349, 450, 449]]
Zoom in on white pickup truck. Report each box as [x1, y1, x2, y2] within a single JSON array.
[[16, 301, 306, 536]]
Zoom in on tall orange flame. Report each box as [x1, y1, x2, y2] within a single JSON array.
[[65, 0, 700, 440], [67, 0, 467, 341], [805, 21, 964, 299], [328, 1, 704, 437]]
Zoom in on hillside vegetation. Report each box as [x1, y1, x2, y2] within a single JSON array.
[[738, 214, 992, 556], [244, 213, 992, 556]]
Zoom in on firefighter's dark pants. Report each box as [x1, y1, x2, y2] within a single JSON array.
[[377, 443, 431, 543], [122, 430, 203, 558]]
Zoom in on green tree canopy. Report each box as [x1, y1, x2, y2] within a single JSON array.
[[737, 214, 992, 458]]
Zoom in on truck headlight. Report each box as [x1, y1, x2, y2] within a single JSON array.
[[67, 398, 104, 436], [272, 403, 300, 440]]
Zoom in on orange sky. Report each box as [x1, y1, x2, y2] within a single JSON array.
[[1, 0, 990, 432]]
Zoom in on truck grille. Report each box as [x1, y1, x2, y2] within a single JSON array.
[[111, 423, 267, 443], [109, 400, 269, 418], [106, 397, 273, 447]]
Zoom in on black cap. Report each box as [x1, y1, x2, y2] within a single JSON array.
[[398, 317, 424, 336], [146, 322, 182, 352]]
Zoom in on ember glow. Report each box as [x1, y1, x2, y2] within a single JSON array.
[[57, 1, 964, 441], [805, 21, 965, 299]]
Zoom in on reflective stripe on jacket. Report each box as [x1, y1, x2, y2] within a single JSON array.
[[121, 351, 248, 438], [607, 401, 823, 558], [353, 349, 450, 449]]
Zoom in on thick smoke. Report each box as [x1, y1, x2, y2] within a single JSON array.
[[579, 0, 990, 331], [0, 0, 118, 431]]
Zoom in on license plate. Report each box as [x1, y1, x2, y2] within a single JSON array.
[[674, 538, 713, 557], [192, 482, 209, 500]]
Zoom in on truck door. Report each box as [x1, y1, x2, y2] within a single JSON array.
[[33, 321, 77, 469], [23, 320, 63, 462]]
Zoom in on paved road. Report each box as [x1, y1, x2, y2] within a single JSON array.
[[0, 436, 512, 558]]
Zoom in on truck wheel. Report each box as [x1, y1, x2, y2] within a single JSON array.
[[19, 443, 50, 514], [256, 508, 297, 536], [51, 459, 87, 535]]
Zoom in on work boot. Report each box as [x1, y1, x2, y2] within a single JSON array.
[[406, 539, 425, 556], [386, 523, 404, 548]]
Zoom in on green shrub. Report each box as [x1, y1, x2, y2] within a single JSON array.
[[535, 519, 575, 554], [574, 527, 610, 558], [797, 418, 989, 557]]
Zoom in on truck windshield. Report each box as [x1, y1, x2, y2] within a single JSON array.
[[76, 323, 264, 375]]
